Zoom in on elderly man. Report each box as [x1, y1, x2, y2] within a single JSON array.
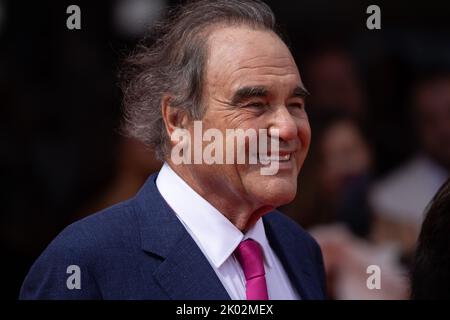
[[20, 0, 326, 300]]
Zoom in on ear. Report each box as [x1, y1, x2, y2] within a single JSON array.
[[161, 95, 190, 137]]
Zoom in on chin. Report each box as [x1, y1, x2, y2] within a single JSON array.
[[273, 189, 296, 207], [255, 180, 297, 208]]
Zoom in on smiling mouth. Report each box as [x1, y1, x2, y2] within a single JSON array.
[[258, 152, 293, 163]]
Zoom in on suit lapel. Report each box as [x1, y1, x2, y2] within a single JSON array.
[[263, 213, 323, 299], [152, 231, 231, 300], [134, 173, 230, 300]]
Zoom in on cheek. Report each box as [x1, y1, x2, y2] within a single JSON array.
[[226, 111, 260, 129], [205, 103, 258, 130]]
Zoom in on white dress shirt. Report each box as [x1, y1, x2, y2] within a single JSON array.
[[156, 162, 299, 300]]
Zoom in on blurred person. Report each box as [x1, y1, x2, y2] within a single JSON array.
[[369, 69, 450, 256], [312, 223, 409, 299], [315, 116, 374, 237], [19, 0, 326, 300], [305, 118, 410, 299], [284, 116, 410, 299], [411, 178, 450, 299], [283, 46, 371, 234], [313, 68, 450, 300], [304, 46, 367, 120], [282, 114, 374, 238]]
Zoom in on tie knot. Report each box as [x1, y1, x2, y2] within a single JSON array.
[[234, 239, 265, 281]]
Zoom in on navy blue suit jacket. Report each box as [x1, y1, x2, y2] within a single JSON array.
[[20, 173, 326, 299]]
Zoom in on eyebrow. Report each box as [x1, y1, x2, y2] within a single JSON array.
[[291, 85, 310, 98], [230, 86, 268, 105], [230, 85, 310, 105]]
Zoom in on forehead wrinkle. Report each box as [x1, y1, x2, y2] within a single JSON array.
[[207, 40, 297, 74], [229, 66, 299, 80], [228, 72, 301, 96], [205, 28, 301, 100], [242, 55, 294, 64], [222, 63, 300, 96], [207, 57, 299, 87], [226, 54, 298, 76]]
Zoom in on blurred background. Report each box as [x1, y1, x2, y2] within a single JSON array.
[[1, 0, 450, 299]]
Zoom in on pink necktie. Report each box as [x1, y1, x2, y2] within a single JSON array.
[[234, 239, 269, 300]]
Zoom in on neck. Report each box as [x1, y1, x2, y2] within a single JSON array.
[[166, 160, 273, 231]]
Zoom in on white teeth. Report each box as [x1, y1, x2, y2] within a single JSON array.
[[259, 153, 291, 162]]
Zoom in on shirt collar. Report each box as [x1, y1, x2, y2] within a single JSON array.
[[156, 162, 273, 269]]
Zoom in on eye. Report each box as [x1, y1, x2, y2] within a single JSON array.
[[288, 102, 305, 110], [245, 102, 266, 109]]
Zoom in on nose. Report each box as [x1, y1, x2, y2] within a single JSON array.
[[268, 105, 298, 142]]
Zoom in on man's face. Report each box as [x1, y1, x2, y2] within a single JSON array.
[[186, 26, 311, 211]]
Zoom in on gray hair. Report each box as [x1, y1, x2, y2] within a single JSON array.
[[120, 0, 280, 159]]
